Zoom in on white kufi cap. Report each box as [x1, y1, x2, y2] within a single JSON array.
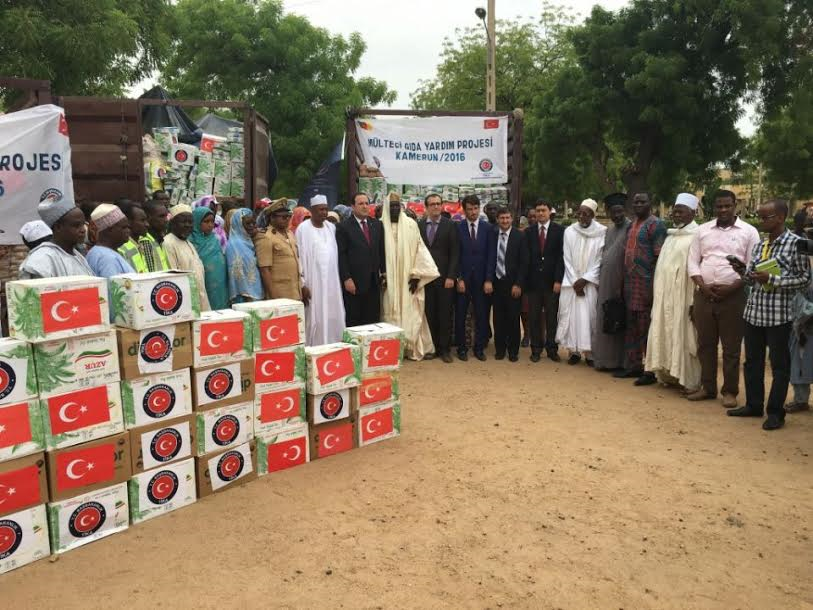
[[674, 192, 698, 210], [310, 194, 328, 207], [580, 198, 598, 213]]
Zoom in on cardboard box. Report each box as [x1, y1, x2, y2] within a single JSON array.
[[40, 383, 125, 451], [129, 414, 195, 473], [6, 276, 110, 343], [233, 299, 305, 351], [304, 343, 361, 394], [47, 482, 128, 554], [254, 346, 306, 394], [109, 272, 200, 330], [0, 504, 50, 574], [192, 359, 254, 411], [353, 372, 400, 411], [128, 458, 196, 525], [0, 338, 37, 406], [213, 177, 231, 198], [194, 441, 256, 498], [342, 323, 405, 372], [191, 309, 252, 368], [33, 331, 120, 398], [0, 400, 45, 463], [116, 323, 193, 380], [199, 133, 225, 155], [308, 418, 356, 461], [170, 143, 196, 166], [357, 402, 401, 447], [307, 388, 350, 425], [45, 432, 131, 502], [0, 452, 48, 518], [256, 422, 309, 475], [194, 402, 253, 456], [253, 384, 306, 435], [121, 368, 192, 429]]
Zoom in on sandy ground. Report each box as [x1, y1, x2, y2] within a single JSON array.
[[3, 350, 813, 609]]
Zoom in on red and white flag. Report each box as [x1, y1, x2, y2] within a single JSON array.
[[255, 350, 296, 385], [360, 406, 394, 443], [259, 314, 300, 350], [199, 321, 244, 357], [258, 387, 302, 424], [0, 464, 41, 514], [265, 436, 308, 473], [315, 348, 354, 384], [54, 442, 116, 492], [46, 385, 110, 435], [0, 402, 33, 449], [367, 339, 400, 368], [359, 376, 393, 407], [318, 422, 353, 458], [40, 287, 102, 334]]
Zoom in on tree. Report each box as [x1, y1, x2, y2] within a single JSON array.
[[531, 0, 793, 202], [0, 0, 171, 105], [161, 0, 395, 197]]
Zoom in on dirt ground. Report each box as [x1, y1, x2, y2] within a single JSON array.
[[3, 351, 813, 609]]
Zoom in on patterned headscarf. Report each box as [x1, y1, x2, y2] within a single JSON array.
[[193, 195, 228, 252]]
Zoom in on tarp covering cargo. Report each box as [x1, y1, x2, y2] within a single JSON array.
[[140, 86, 201, 144]]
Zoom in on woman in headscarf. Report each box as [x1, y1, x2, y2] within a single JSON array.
[[254, 198, 273, 230], [290, 206, 311, 233], [189, 206, 229, 310], [193, 195, 228, 252], [225, 208, 263, 303], [333, 204, 351, 222]]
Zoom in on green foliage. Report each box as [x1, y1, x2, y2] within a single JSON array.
[[32, 343, 76, 394], [109, 281, 127, 324], [5, 344, 39, 396], [10, 287, 44, 339], [161, 0, 395, 198], [0, 0, 172, 105]]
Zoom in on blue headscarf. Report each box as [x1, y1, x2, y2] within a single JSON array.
[[225, 208, 263, 303], [189, 206, 229, 310]]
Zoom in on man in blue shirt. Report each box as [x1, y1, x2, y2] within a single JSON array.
[[87, 204, 135, 278]]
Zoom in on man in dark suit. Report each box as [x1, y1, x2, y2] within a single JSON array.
[[492, 206, 528, 362], [455, 194, 496, 361], [336, 193, 386, 327], [419, 193, 459, 363], [525, 199, 565, 362]]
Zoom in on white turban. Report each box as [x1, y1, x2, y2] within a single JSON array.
[[674, 192, 698, 210], [310, 194, 328, 207], [580, 198, 598, 213]]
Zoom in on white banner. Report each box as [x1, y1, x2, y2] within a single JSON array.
[[0, 104, 74, 245], [355, 115, 508, 185]]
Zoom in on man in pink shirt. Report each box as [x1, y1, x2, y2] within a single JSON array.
[[687, 190, 760, 406]]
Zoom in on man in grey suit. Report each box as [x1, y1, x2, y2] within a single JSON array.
[[419, 193, 459, 362]]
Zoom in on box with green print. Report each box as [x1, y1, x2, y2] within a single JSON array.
[[33, 331, 120, 399], [47, 482, 129, 554], [109, 271, 201, 331], [128, 457, 196, 525], [304, 343, 362, 394], [6, 276, 110, 343], [0, 338, 38, 406], [233, 298, 305, 351], [342, 323, 405, 373], [39, 382, 125, 451], [192, 309, 253, 368]]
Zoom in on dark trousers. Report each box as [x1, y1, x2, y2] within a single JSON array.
[[343, 275, 380, 327], [692, 287, 746, 396], [527, 288, 559, 353], [424, 277, 453, 355], [492, 278, 522, 357], [455, 282, 489, 354], [744, 321, 791, 419]]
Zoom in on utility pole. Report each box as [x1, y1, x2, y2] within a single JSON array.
[[486, 0, 496, 111]]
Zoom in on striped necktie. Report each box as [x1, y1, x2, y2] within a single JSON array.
[[497, 231, 507, 279]]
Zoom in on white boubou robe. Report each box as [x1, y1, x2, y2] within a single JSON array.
[[645, 221, 701, 390], [295, 218, 346, 345], [381, 205, 439, 360], [556, 220, 607, 353]]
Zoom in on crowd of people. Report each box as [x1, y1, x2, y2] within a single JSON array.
[[16, 186, 813, 432]]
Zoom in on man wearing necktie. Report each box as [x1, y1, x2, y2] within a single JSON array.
[[492, 207, 528, 361], [419, 193, 459, 362], [336, 193, 386, 326], [455, 194, 497, 361]]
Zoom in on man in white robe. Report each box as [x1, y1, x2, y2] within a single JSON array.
[[381, 193, 439, 360], [645, 193, 701, 391], [296, 195, 345, 345], [556, 199, 607, 365]]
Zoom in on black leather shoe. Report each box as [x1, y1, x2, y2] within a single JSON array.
[[521, 336, 530, 348], [441, 352, 453, 363], [530, 352, 541, 363], [474, 351, 487, 361], [457, 351, 468, 362], [424, 353, 436, 360], [567, 353, 581, 366], [494, 352, 505, 360], [762, 416, 785, 430], [547, 350, 561, 362], [613, 369, 641, 379], [585, 359, 594, 368], [508, 354, 519, 362], [634, 373, 657, 386], [727, 406, 763, 417]]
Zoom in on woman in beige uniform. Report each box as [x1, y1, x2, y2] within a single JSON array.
[[254, 199, 303, 300]]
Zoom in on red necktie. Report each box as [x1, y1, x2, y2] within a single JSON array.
[[362, 219, 371, 245], [538, 224, 546, 252]]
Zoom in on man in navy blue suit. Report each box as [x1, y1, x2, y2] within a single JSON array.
[[455, 195, 496, 361]]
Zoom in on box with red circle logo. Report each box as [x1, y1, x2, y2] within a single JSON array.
[[127, 458, 196, 525], [115, 323, 193, 380], [253, 384, 306, 435], [33, 331, 119, 399], [192, 309, 253, 368], [307, 388, 350, 425], [109, 271, 200, 331], [0, 503, 50, 574], [233, 298, 305, 351], [192, 360, 254, 411], [342, 323, 405, 373], [256, 422, 309, 476], [39, 382, 125, 451], [194, 441, 256, 498], [194, 401, 253, 456], [121, 368, 192, 429], [128, 414, 196, 473], [0, 338, 37, 407], [47, 482, 128, 554]]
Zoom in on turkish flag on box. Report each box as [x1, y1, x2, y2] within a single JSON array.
[[265, 435, 308, 473], [46, 385, 111, 435], [315, 348, 354, 385], [259, 314, 300, 350], [0, 402, 33, 449], [40, 287, 103, 334], [360, 406, 394, 443], [359, 375, 394, 407], [54, 442, 116, 493], [310, 421, 354, 459], [199, 320, 245, 357], [0, 464, 42, 516], [257, 386, 304, 426], [366, 339, 401, 369], [254, 347, 306, 393]]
